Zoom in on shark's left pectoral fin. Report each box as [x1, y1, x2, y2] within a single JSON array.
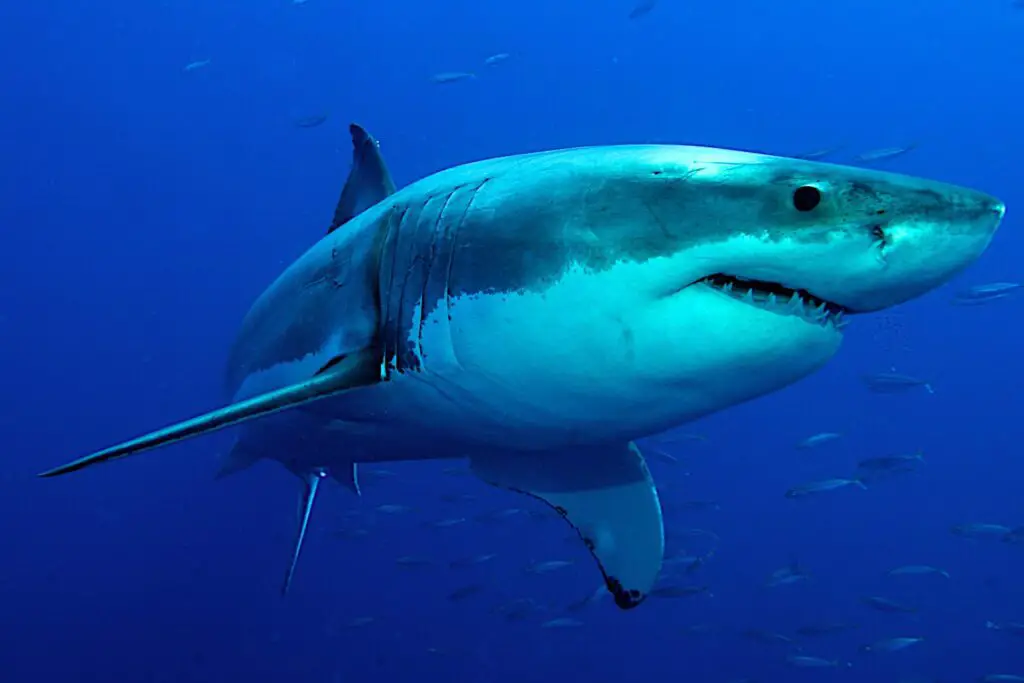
[[282, 469, 325, 596], [38, 349, 382, 478], [470, 442, 664, 609]]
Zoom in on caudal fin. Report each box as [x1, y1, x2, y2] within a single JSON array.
[[38, 350, 381, 478]]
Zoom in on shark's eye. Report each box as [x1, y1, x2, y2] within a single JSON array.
[[792, 185, 822, 212]]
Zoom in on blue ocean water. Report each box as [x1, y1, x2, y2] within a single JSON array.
[[1, 0, 1022, 681]]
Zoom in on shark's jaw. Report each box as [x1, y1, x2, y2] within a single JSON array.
[[696, 273, 849, 329]]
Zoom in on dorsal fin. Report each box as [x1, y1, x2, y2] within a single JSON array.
[[328, 123, 396, 233]]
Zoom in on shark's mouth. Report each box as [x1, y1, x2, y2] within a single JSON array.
[[699, 274, 849, 327]]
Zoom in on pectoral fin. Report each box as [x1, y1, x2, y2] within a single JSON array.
[[470, 442, 664, 609], [38, 349, 381, 478]]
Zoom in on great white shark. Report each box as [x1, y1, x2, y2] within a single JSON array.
[[40, 124, 1005, 608]]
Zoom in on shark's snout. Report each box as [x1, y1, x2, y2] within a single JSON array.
[[990, 196, 1007, 222], [842, 184, 1006, 312]]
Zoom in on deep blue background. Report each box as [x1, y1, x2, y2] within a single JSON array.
[[2, 0, 1022, 681]]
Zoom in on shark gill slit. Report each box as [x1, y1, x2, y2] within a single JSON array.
[[416, 192, 451, 364], [394, 204, 423, 373], [380, 206, 408, 374]]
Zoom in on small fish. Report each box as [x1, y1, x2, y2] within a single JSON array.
[[652, 431, 708, 445], [980, 676, 1024, 683], [796, 622, 858, 637], [786, 655, 851, 668], [183, 59, 211, 72], [664, 554, 707, 573], [797, 432, 843, 449], [951, 282, 1023, 305], [951, 523, 1013, 539], [483, 52, 510, 65], [795, 145, 843, 160], [395, 555, 432, 568], [785, 478, 866, 498], [492, 597, 542, 621], [564, 584, 607, 613], [860, 636, 924, 653], [858, 451, 924, 473], [650, 584, 710, 598], [474, 508, 524, 523], [375, 504, 412, 514], [447, 584, 485, 602], [862, 371, 934, 394], [449, 553, 497, 569], [887, 565, 949, 579], [346, 616, 375, 628], [854, 144, 917, 163], [425, 517, 467, 529], [628, 0, 657, 19], [742, 628, 795, 645], [648, 446, 681, 464], [862, 595, 917, 613], [986, 620, 1024, 636], [525, 559, 574, 574], [542, 617, 584, 628], [293, 114, 328, 129], [682, 623, 715, 637], [430, 71, 475, 85], [766, 561, 810, 587]]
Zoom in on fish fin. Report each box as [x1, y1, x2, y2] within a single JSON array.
[[470, 441, 664, 609], [214, 438, 260, 480], [283, 469, 325, 595], [331, 462, 361, 496], [37, 349, 382, 478], [328, 123, 396, 233]]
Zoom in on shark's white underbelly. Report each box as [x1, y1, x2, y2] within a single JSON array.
[[366, 260, 841, 453]]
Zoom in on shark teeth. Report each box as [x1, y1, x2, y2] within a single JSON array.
[[699, 274, 849, 329]]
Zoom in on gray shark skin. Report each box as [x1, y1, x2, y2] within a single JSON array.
[[40, 123, 1005, 608]]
